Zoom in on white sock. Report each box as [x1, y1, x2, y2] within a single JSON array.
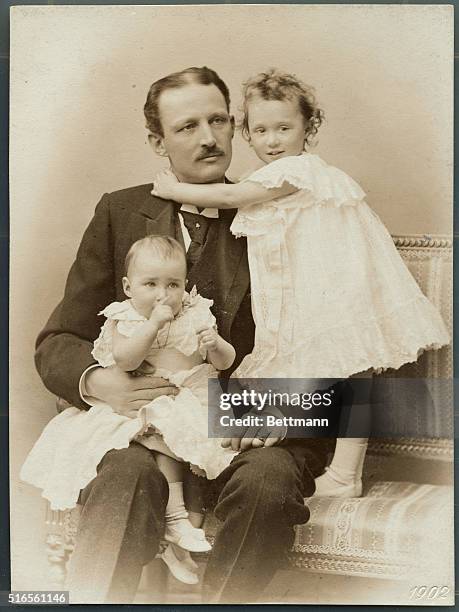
[[326, 438, 368, 484], [165, 482, 188, 525]]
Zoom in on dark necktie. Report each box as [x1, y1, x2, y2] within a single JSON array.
[[180, 210, 214, 270]]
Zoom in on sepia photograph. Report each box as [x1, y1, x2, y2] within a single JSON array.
[[9, 4, 454, 605]]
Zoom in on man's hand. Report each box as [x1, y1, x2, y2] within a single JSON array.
[[85, 365, 178, 418], [151, 169, 179, 200], [220, 410, 286, 452], [221, 433, 283, 452]]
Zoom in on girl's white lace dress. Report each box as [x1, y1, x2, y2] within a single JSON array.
[[21, 292, 237, 510], [230, 153, 449, 380]]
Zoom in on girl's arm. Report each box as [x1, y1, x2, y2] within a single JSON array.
[[152, 170, 298, 210], [197, 327, 236, 371], [112, 304, 173, 371]]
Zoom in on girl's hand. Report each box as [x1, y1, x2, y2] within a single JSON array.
[[152, 169, 179, 200], [197, 326, 219, 352]]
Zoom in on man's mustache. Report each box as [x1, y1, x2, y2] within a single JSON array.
[[196, 147, 225, 161]]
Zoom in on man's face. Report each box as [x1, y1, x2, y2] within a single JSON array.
[[152, 83, 234, 184]]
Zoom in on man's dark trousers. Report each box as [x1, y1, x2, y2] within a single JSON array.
[[67, 441, 317, 603]]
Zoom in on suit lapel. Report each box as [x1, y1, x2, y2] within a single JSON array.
[[214, 180, 249, 311], [215, 209, 247, 303], [138, 193, 180, 240], [214, 210, 250, 336], [115, 193, 182, 298]]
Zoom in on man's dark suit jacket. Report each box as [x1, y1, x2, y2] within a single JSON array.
[[35, 184, 255, 409]]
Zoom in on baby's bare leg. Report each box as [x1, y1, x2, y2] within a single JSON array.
[[155, 452, 183, 483]]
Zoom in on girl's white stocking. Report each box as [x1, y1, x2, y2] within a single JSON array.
[[314, 437, 368, 497]]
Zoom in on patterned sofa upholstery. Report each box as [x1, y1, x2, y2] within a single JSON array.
[[289, 480, 453, 581], [43, 234, 453, 593]]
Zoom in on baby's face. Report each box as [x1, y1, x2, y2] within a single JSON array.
[[123, 250, 186, 319], [247, 96, 307, 164]]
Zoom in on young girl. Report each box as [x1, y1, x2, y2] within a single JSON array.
[[21, 235, 237, 583], [151, 69, 449, 499]]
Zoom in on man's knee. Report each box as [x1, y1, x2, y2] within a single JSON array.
[[218, 447, 307, 519], [236, 447, 297, 491]]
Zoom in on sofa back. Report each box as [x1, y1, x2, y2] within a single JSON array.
[[366, 234, 452, 483]]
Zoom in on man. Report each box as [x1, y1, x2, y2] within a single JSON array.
[[35, 66, 324, 603]]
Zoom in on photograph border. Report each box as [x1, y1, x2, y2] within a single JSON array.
[[2, 1, 457, 609]]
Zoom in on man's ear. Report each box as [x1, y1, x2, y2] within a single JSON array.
[[230, 115, 235, 137], [148, 133, 168, 157], [122, 276, 132, 298]]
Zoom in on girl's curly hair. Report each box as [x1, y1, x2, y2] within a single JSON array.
[[241, 69, 324, 147]]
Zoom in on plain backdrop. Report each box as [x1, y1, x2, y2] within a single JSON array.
[[9, 4, 453, 591]]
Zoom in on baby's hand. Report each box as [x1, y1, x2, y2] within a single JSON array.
[[131, 360, 156, 378], [197, 326, 219, 352], [151, 169, 179, 200], [150, 299, 174, 327]]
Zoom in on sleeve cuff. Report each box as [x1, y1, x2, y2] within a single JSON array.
[[79, 364, 102, 407]]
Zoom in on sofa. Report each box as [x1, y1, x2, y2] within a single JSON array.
[[42, 233, 454, 603]]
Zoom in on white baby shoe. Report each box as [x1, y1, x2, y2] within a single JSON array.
[[161, 544, 199, 585], [165, 519, 212, 552]]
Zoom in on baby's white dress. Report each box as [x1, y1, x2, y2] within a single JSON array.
[[230, 153, 449, 380], [21, 291, 237, 510]]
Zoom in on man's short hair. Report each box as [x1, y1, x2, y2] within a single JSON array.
[[144, 66, 231, 137]]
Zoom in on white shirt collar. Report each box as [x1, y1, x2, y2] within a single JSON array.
[[179, 203, 219, 218], [149, 192, 219, 218]]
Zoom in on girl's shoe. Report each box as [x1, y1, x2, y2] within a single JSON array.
[[313, 468, 362, 498], [160, 544, 199, 585], [165, 519, 212, 552]]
